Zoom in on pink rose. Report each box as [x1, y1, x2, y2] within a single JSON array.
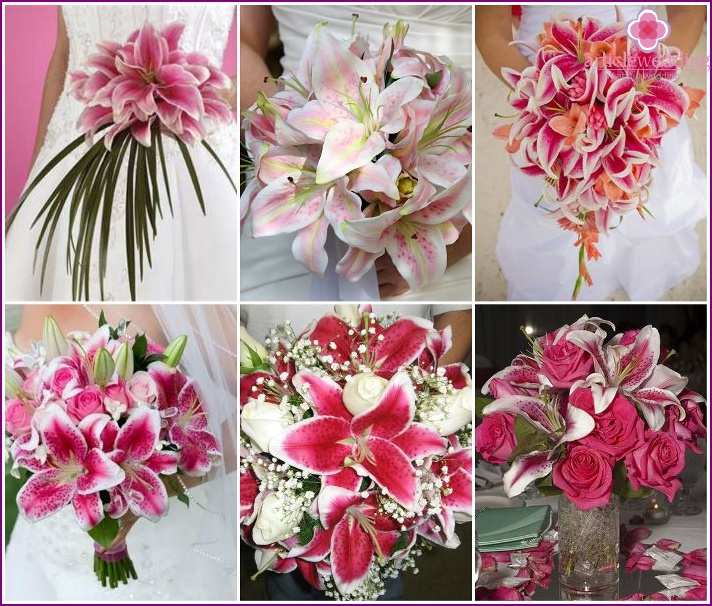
[[475, 413, 516, 464], [67, 386, 104, 422], [664, 389, 706, 453], [572, 389, 645, 459], [625, 430, 684, 502], [127, 371, 159, 406], [538, 331, 593, 388], [552, 444, 614, 510], [147, 341, 165, 356], [49, 365, 79, 396], [22, 370, 41, 398], [5, 398, 34, 437]]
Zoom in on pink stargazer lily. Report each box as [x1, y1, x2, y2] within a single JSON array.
[[148, 363, 222, 475], [317, 486, 404, 595], [304, 312, 432, 376], [270, 372, 445, 510], [567, 325, 685, 430], [483, 395, 594, 496], [72, 22, 231, 148], [105, 406, 179, 520], [15, 405, 125, 530]]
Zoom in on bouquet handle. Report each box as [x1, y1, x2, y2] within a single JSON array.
[[310, 232, 379, 301]]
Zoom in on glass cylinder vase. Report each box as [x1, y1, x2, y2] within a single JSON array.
[[558, 494, 619, 600]]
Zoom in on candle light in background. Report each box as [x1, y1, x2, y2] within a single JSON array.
[[644, 492, 671, 525]]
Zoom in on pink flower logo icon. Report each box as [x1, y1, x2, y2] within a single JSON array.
[[627, 9, 670, 52]]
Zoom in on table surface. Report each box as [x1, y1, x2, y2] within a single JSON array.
[[476, 492, 707, 601]]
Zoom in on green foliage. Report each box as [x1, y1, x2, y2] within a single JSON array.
[[298, 515, 321, 546], [87, 515, 120, 549], [509, 416, 550, 462], [475, 396, 493, 420]]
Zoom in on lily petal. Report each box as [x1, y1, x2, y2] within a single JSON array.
[[503, 451, 555, 497]]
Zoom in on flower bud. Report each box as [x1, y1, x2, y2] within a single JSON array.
[[334, 305, 361, 327], [42, 315, 68, 359], [5, 364, 24, 398], [164, 335, 188, 368], [93, 347, 115, 387], [113, 342, 134, 381], [240, 327, 268, 369]]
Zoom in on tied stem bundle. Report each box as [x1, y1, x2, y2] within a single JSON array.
[[94, 541, 137, 588]]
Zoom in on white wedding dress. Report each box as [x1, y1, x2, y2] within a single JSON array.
[[4, 306, 238, 600], [496, 5, 707, 301], [240, 5, 473, 302], [5, 5, 238, 301]]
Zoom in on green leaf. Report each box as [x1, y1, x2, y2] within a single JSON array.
[[508, 416, 550, 462], [4, 461, 29, 547], [392, 531, 411, 555], [201, 140, 237, 193], [156, 129, 174, 217], [133, 333, 148, 360], [98, 310, 108, 327], [87, 515, 120, 549], [176, 137, 205, 215], [125, 139, 138, 300], [475, 396, 493, 420], [165, 475, 191, 508], [425, 70, 443, 89], [297, 515, 320, 546], [612, 460, 654, 499]]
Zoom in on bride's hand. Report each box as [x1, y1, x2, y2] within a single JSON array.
[[377, 224, 472, 298]]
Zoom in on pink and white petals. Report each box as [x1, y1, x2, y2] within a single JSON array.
[[503, 452, 555, 497]]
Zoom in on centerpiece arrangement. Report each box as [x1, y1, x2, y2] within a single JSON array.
[[476, 315, 706, 595]]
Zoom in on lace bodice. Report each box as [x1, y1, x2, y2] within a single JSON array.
[[273, 4, 472, 76], [63, 5, 233, 70]]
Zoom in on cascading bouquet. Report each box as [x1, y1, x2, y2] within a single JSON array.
[[5, 314, 222, 588], [475, 315, 706, 508], [494, 17, 706, 299], [8, 22, 236, 300], [240, 306, 472, 600], [241, 18, 471, 290]]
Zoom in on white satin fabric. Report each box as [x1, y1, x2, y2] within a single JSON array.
[[240, 5, 473, 302], [5, 5, 238, 301], [5, 305, 238, 600], [496, 5, 707, 300]]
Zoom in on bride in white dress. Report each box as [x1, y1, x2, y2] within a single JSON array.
[[240, 5, 473, 302], [477, 5, 707, 301], [4, 305, 237, 600], [5, 6, 238, 301]]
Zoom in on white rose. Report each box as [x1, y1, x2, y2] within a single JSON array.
[[342, 372, 389, 415], [422, 386, 473, 436], [252, 492, 303, 545], [126, 371, 159, 406], [241, 398, 284, 452], [240, 326, 268, 368], [334, 304, 361, 326]]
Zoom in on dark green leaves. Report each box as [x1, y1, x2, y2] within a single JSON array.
[[297, 515, 321, 546], [9, 123, 235, 301], [87, 515, 120, 549]]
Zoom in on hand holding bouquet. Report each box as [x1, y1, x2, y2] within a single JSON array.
[[494, 17, 705, 299], [5, 314, 222, 587], [240, 306, 472, 599], [242, 18, 472, 291]]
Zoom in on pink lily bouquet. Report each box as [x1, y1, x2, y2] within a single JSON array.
[[476, 316, 706, 510], [241, 19, 471, 290], [5, 314, 222, 588], [8, 22, 236, 300], [240, 306, 472, 599], [494, 17, 705, 299]]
